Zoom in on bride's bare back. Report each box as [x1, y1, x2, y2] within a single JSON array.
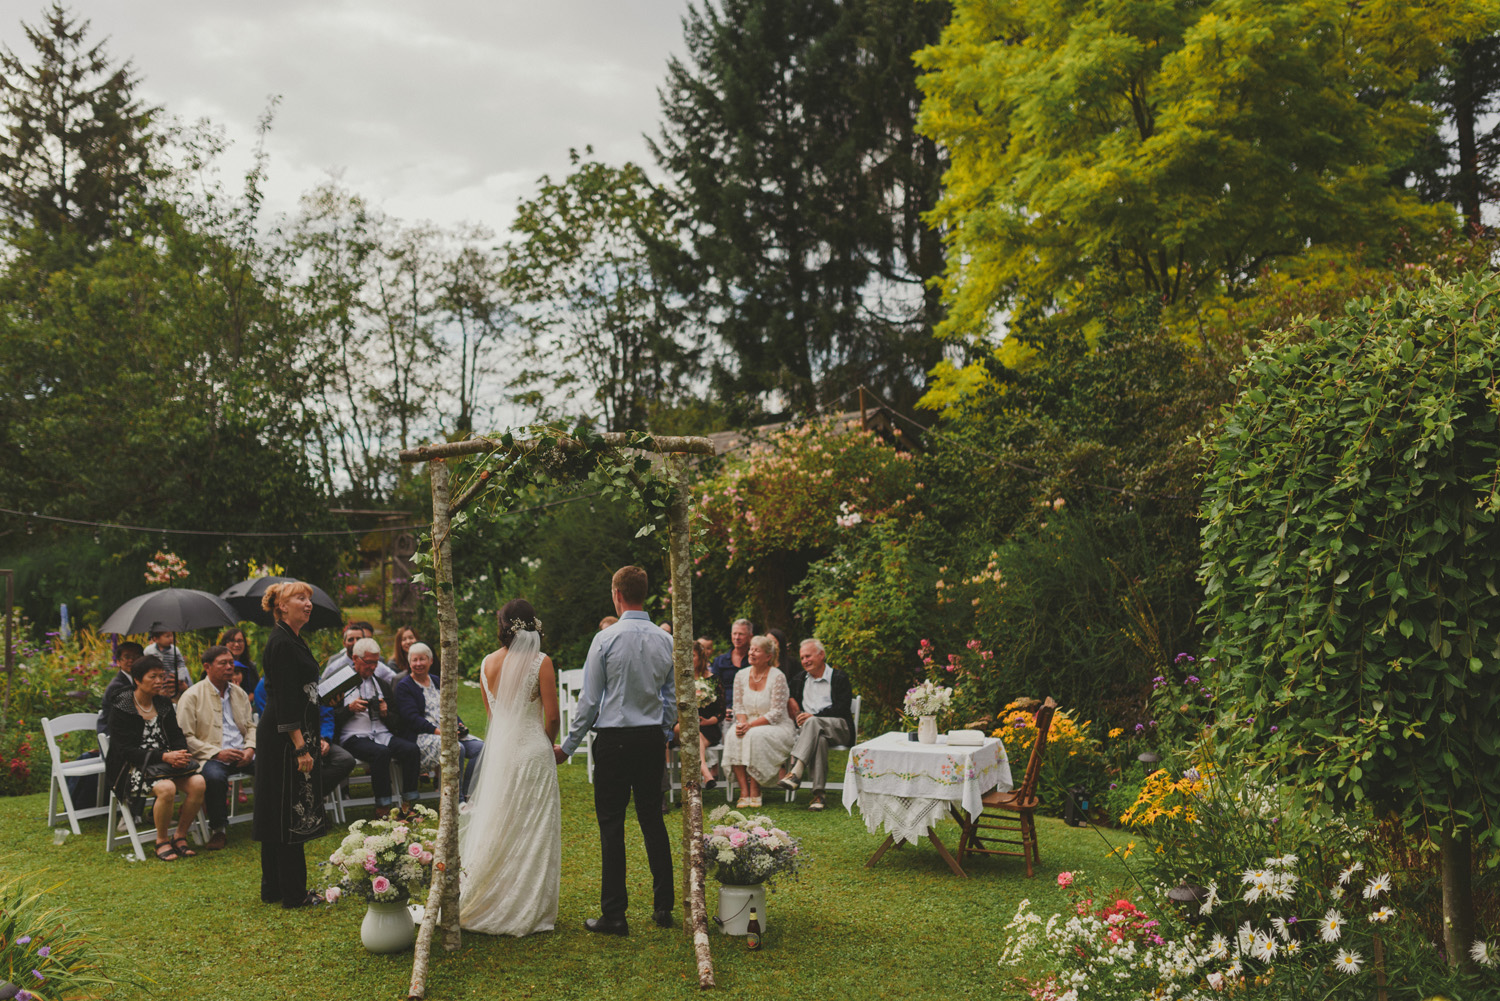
[[481, 647, 561, 742]]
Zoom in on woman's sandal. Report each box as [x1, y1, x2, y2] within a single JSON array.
[[154, 841, 181, 861], [171, 837, 198, 858]]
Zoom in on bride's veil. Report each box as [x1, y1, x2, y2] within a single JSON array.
[[458, 627, 542, 850]]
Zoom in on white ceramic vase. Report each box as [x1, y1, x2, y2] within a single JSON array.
[[361, 899, 416, 953], [716, 883, 767, 936], [918, 715, 939, 744]]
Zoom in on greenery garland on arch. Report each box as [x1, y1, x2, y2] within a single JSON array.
[[400, 423, 718, 996]]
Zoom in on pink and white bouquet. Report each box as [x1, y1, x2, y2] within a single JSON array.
[[703, 806, 807, 886], [143, 551, 190, 586], [693, 676, 719, 708], [903, 679, 953, 719], [321, 806, 439, 903]]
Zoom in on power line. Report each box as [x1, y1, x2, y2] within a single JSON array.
[[0, 506, 429, 540]]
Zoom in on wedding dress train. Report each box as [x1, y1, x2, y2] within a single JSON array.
[[457, 631, 561, 936]]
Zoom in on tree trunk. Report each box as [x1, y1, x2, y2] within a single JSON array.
[[668, 458, 716, 989], [1452, 39, 1482, 230], [409, 459, 465, 999], [1441, 825, 1475, 969]]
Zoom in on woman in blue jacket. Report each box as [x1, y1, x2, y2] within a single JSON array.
[[393, 643, 483, 806]]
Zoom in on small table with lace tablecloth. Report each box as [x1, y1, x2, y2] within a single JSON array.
[[842, 731, 1012, 877]]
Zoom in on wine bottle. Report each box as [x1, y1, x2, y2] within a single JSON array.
[[746, 907, 761, 950]]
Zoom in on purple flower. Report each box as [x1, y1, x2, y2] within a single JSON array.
[[1287, 916, 1299, 924], [1269, 726, 1278, 733], [1108, 783, 1118, 790], [1174, 653, 1195, 664], [1152, 676, 1166, 688], [32, 970, 44, 981], [1134, 723, 1145, 733], [1013, 719, 1026, 729], [1147, 720, 1158, 728], [1246, 716, 1255, 725], [18, 990, 34, 1001], [35, 946, 49, 958], [1186, 675, 1199, 684], [17, 936, 30, 945]]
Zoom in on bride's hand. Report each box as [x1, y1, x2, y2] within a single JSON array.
[[552, 745, 567, 765]]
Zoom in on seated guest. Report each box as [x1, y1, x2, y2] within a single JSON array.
[[321, 624, 397, 684], [598, 615, 618, 631], [177, 645, 257, 850], [721, 634, 796, 809], [143, 630, 192, 701], [336, 638, 420, 818], [710, 618, 752, 717], [218, 628, 260, 697], [778, 638, 855, 811], [674, 638, 723, 788], [254, 677, 356, 793], [104, 654, 206, 861], [393, 643, 482, 804], [98, 641, 145, 734]]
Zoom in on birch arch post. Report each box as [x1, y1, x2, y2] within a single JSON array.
[[397, 428, 719, 998]]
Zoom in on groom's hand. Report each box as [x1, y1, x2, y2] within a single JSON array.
[[553, 745, 567, 765]]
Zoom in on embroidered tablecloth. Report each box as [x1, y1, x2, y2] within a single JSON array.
[[843, 731, 1011, 843]]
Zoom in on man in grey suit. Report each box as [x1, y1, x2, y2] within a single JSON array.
[[555, 565, 676, 936]]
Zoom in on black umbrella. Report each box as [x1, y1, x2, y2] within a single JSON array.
[[219, 576, 343, 632], [99, 588, 241, 635]]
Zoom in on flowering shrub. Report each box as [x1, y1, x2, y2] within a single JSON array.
[[142, 551, 189, 586], [916, 639, 995, 726], [1120, 767, 1210, 828], [322, 807, 439, 903], [990, 700, 1104, 815], [703, 806, 807, 887]]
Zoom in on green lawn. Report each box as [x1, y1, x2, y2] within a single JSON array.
[[14, 686, 1135, 1000]]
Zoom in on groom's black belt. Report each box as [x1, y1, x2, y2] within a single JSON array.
[[596, 725, 664, 735]]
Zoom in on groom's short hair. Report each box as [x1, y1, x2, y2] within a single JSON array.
[[612, 565, 649, 605]]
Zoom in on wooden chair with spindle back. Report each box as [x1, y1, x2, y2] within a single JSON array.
[[956, 697, 1057, 877]]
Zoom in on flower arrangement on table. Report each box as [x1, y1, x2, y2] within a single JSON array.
[[321, 806, 439, 903], [693, 676, 718, 708], [703, 806, 807, 886], [902, 679, 952, 719]]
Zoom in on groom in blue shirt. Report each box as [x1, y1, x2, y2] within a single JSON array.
[[555, 565, 676, 935]]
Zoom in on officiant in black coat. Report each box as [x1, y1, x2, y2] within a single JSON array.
[[253, 580, 329, 909]]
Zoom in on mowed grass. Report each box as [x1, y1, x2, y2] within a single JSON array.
[[13, 684, 1136, 1000]]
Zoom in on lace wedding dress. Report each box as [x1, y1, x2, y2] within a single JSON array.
[[457, 629, 560, 936]]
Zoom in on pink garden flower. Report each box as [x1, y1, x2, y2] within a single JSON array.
[[372, 876, 391, 894], [408, 843, 424, 857], [325, 887, 342, 903], [1057, 871, 1074, 888]]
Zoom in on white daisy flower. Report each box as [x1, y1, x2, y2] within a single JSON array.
[[1208, 933, 1229, 959], [1201, 882, 1220, 916], [1338, 861, 1363, 885], [1320, 909, 1345, 943], [1331, 884, 1345, 900], [1237, 922, 1255, 956], [1278, 853, 1299, 867], [1472, 939, 1497, 968], [1242, 868, 1268, 884], [1251, 932, 1278, 961], [1284, 938, 1302, 955], [1334, 949, 1363, 974], [1226, 959, 1242, 977], [1369, 906, 1394, 924], [1362, 872, 1391, 899], [1271, 917, 1290, 941]]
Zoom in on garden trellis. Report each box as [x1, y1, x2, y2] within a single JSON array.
[[397, 428, 719, 997]]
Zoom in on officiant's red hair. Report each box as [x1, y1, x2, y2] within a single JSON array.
[[261, 580, 313, 621]]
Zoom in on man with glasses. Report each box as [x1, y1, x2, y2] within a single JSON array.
[[335, 638, 419, 819]]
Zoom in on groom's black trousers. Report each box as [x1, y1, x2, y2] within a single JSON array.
[[593, 726, 674, 919]]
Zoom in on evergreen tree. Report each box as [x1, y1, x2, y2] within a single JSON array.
[[0, 3, 162, 246], [651, 0, 948, 416]]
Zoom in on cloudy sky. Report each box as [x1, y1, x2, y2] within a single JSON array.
[[3, 0, 693, 232]]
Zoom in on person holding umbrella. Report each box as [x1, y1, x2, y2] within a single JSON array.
[[253, 581, 328, 908]]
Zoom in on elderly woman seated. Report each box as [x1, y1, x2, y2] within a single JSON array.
[[393, 642, 483, 806], [104, 654, 206, 861]]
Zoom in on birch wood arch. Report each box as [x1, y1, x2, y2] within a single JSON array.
[[398, 427, 718, 997]]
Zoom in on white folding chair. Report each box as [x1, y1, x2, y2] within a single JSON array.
[[97, 733, 208, 860], [340, 756, 406, 813], [785, 696, 862, 804], [223, 771, 256, 827], [42, 713, 109, 834], [558, 669, 592, 768]]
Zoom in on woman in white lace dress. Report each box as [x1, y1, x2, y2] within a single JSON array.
[[458, 599, 562, 937], [721, 634, 796, 808]]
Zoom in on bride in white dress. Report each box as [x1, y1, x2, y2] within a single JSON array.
[[458, 599, 562, 936]]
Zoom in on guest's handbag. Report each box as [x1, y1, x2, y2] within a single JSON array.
[[142, 758, 200, 782]]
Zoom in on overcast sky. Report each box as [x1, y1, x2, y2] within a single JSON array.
[[3, 0, 693, 232]]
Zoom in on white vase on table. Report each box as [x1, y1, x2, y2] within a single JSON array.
[[917, 715, 938, 744]]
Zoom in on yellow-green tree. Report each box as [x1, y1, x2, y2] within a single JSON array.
[[916, 0, 1494, 341]]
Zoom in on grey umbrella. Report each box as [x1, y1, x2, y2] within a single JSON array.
[[219, 576, 343, 631], [98, 588, 241, 635]]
